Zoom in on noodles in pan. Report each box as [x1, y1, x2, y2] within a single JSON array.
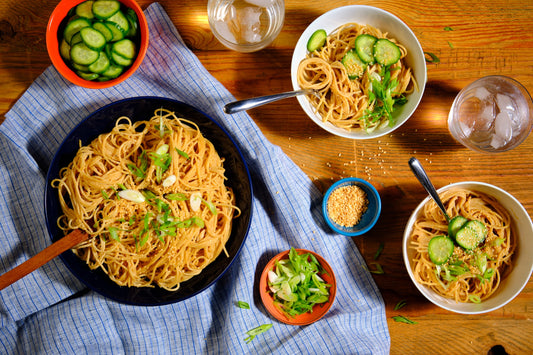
[[409, 188, 515, 303], [52, 109, 240, 291], [297, 23, 416, 132]]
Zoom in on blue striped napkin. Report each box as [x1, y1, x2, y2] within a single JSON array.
[[0, 3, 389, 354]]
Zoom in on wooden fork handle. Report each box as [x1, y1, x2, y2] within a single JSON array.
[[0, 229, 88, 291]]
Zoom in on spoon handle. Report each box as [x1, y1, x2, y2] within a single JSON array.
[[408, 157, 451, 222], [0, 229, 88, 291], [224, 89, 313, 114]]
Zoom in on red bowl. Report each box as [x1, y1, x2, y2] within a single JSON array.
[[259, 249, 337, 326], [46, 0, 149, 89]]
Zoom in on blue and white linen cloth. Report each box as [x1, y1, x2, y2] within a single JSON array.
[[0, 3, 390, 354]]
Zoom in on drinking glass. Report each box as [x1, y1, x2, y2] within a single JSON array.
[[448, 75, 533, 153], [207, 0, 285, 52]]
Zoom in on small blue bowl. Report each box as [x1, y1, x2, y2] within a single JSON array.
[[322, 178, 381, 236]]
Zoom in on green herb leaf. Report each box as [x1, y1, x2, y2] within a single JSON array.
[[468, 294, 481, 304], [176, 148, 190, 160], [236, 301, 250, 309], [369, 263, 385, 274], [394, 300, 407, 311], [448, 41, 454, 49], [166, 193, 187, 201], [392, 315, 417, 324], [374, 242, 384, 260], [444, 26, 454, 31], [424, 52, 441, 63], [244, 324, 272, 344], [108, 227, 120, 241], [101, 189, 109, 199]]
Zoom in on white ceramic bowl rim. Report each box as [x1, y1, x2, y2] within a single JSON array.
[[290, 5, 427, 139], [403, 181, 533, 314]]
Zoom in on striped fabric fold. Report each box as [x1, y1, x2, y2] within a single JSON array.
[[0, 3, 390, 354]]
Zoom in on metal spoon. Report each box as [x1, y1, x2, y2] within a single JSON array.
[[223, 89, 316, 114], [408, 157, 451, 222]]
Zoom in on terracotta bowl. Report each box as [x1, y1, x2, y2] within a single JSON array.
[[259, 249, 336, 326], [46, 0, 149, 89]]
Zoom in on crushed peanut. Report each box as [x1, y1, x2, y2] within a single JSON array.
[[327, 185, 369, 227]]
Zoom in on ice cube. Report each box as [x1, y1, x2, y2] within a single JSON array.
[[496, 94, 515, 113], [459, 120, 473, 137], [236, 7, 262, 43], [214, 20, 237, 43], [474, 87, 492, 101], [245, 0, 274, 7], [490, 134, 506, 149], [494, 111, 513, 144], [476, 100, 496, 131]]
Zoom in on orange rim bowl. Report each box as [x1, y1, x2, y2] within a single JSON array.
[[46, 0, 149, 89], [259, 249, 337, 326]]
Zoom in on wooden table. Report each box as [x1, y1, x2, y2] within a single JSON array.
[[1, 0, 532, 353]]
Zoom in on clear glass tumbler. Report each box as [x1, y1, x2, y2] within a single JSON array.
[[448, 75, 533, 153], [207, 0, 285, 53]]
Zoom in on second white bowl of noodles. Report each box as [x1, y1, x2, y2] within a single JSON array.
[[403, 181, 533, 314], [290, 5, 427, 139]]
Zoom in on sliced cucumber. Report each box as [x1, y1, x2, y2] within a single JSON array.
[[70, 42, 99, 65], [125, 8, 138, 37], [428, 235, 454, 265], [307, 29, 327, 52], [101, 63, 124, 78], [111, 51, 132, 66], [59, 39, 71, 60], [92, 0, 120, 20], [355, 34, 377, 64], [112, 39, 136, 59], [88, 51, 111, 74], [448, 215, 468, 240], [76, 71, 99, 81], [105, 22, 125, 41], [70, 32, 83, 46], [75, 0, 94, 19], [63, 17, 91, 44], [455, 220, 487, 250], [92, 21, 113, 42], [80, 27, 107, 51], [107, 10, 130, 34], [374, 39, 401, 66], [59, 0, 139, 82], [342, 49, 366, 79]]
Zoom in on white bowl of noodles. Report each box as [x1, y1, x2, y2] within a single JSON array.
[[290, 5, 427, 139], [403, 181, 533, 314]]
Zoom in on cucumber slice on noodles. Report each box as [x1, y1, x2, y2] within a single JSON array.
[[342, 49, 366, 79], [306, 29, 327, 52], [448, 215, 469, 240], [374, 38, 401, 66], [455, 220, 487, 250], [428, 235, 454, 265], [355, 34, 377, 63]]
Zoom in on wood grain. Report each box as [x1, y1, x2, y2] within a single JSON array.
[[0, 0, 531, 353]]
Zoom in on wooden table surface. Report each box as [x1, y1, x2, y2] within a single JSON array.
[[1, 0, 532, 353]]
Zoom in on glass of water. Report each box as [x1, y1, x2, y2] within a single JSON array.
[[207, 0, 285, 53], [448, 75, 533, 153]]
